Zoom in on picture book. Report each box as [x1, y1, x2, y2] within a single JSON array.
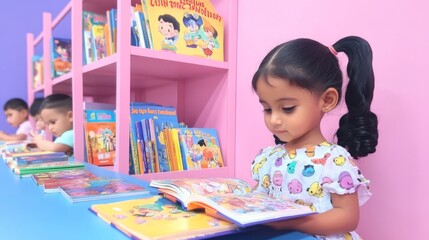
[[32, 169, 97, 193], [150, 178, 316, 227], [91, 24, 108, 60], [4, 150, 60, 166], [82, 11, 107, 64], [59, 177, 149, 203], [129, 103, 179, 174], [13, 161, 85, 177], [84, 109, 116, 166], [51, 37, 72, 78], [32, 55, 43, 88], [89, 195, 239, 240], [142, 0, 224, 61], [10, 152, 68, 168], [177, 128, 224, 170]]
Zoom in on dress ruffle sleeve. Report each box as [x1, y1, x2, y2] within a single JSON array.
[[320, 145, 372, 206]]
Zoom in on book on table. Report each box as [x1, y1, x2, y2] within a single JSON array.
[[89, 195, 245, 240], [150, 178, 316, 227], [13, 160, 85, 177], [9, 152, 68, 169], [59, 177, 149, 203], [32, 169, 97, 193]]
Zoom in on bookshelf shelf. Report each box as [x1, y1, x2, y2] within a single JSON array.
[[27, 0, 238, 181]]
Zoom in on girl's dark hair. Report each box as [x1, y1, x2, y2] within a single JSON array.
[[253, 36, 378, 159], [29, 98, 44, 116], [40, 94, 72, 113]]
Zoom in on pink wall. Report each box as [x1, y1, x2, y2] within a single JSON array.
[[236, 0, 429, 239]]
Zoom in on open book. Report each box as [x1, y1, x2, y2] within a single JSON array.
[[150, 178, 316, 227], [89, 195, 244, 240]]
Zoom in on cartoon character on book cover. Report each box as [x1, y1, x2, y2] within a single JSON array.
[[90, 195, 235, 239], [51, 37, 72, 77], [143, 0, 224, 61], [179, 128, 224, 170], [84, 110, 116, 166]]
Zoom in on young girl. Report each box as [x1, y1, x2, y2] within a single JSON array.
[[251, 36, 378, 239]]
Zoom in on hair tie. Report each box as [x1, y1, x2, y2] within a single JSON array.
[[328, 46, 338, 56]]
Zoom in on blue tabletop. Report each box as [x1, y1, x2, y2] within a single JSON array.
[[0, 160, 315, 240]]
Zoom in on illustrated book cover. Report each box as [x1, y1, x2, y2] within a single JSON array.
[[82, 11, 107, 64], [51, 37, 72, 77], [59, 177, 149, 203], [10, 152, 68, 168], [142, 0, 224, 61], [84, 109, 116, 166], [177, 128, 224, 170], [32, 55, 43, 88], [150, 178, 316, 227], [32, 169, 97, 193], [89, 195, 240, 240]]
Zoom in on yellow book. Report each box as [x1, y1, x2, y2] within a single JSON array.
[[90, 195, 238, 240], [142, 0, 224, 61]]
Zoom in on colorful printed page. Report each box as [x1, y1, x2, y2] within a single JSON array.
[[143, 0, 224, 61], [177, 128, 224, 170], [32, 169, 95, 186], [59, 178, 149, 203], [90, 195, 238, 240], [13, 152, 68, 167], [188, 192, 316, 227], [32, 169, 98, 193], [150, 178, 252, 208]]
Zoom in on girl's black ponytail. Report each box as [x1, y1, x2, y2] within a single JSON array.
[[333, 36, 378, 159]]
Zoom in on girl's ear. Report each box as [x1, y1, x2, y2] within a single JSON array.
[[320, 87, 339, 113]]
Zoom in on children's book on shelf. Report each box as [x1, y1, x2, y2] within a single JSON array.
[[82, 11, 107, 64], [90, 195, 241, 240], [142, 0, 224, 61], [59, 177, 149, 203], [150, 178, 316, 227], [91, 24, 108, 60], [177, 128, 224, 170], [129, 103, 179, 174], [32, 55, 43, 88], [32, 169, 97, 193], [13, 160, 85, 177], [84, 109, 116, 166], [51, 37, 72, 77]]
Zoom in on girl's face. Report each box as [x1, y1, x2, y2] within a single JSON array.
[[255, 76, 326, 149], [40, 108, 73, 137]]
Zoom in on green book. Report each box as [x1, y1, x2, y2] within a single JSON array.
[[13, 161, 85, 177]]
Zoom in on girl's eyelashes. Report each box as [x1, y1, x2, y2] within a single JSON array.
[[282, 106, 296, 113], [262, 108, 272, 114]]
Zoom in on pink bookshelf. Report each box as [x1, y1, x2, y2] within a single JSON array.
[[27, 0, 238, 181]]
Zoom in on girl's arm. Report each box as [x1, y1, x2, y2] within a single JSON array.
[[266, 192, 359, 236]]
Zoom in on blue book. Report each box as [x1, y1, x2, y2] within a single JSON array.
[[130, 103, 179, 173], [15, 152, 68, 166]]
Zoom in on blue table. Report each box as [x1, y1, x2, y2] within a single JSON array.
[[0, 160, 315, 240]]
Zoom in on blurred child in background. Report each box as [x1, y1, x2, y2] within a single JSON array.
[[29, 97, 46, 135], [0, 98, 32, 141]]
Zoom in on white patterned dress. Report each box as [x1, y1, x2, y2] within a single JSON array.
[[251, 142, 371, 240]]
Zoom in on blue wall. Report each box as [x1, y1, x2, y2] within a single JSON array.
[[0, 0, 70, 133]]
